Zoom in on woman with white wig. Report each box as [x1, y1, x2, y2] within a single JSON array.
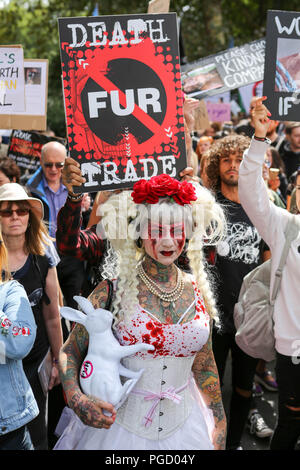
[[55, 174, 227, 450]]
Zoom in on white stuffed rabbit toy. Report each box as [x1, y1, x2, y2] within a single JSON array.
[[60, 296, 154, 410]]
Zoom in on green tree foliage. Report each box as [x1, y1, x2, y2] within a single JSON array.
[[175, 0, 300, 62], [0, 0, 299, 136]]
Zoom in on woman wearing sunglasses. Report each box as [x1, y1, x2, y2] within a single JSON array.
[[0, 229, 38, 450], [0, 183, 63, 450]]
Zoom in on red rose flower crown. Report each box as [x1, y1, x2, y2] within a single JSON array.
[[131, 174, 197, 206]]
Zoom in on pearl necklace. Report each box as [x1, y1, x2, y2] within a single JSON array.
[[138, 262, 182, 294], [137, 262, 185, 304]]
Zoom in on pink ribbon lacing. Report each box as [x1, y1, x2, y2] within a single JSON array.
[[131, 380, 189, 428]]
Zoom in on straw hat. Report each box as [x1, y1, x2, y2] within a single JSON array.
[[0, 183, 44, 220]]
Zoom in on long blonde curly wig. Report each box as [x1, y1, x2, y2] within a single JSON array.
[[98, 182, 226, 326]]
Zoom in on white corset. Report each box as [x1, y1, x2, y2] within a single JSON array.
[[115, 355, 195, 440]]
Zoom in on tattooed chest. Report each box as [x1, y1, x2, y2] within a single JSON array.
[[138, 281, 195, 324]]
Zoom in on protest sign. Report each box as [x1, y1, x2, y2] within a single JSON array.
[[206, 101, 231, 122], [263, 10, 300, 121], [148, 0, 170, 14], [0, 45, 25, 113], [0, 59, 48, 131], [58, 13, 186, 193], [7, 130, 64, 175], [181, 38, 265, 100]]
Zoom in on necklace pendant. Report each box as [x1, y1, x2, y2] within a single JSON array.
[[161, 300, 171, 308]]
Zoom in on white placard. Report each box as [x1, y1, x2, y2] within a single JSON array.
[[0, 58, 48, 131], [0, 46, 25, 113], [19, 59, 48, 116]]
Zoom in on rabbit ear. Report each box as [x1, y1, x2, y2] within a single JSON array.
[[60, 306, 87, 325], [73, 296, 95, 316]]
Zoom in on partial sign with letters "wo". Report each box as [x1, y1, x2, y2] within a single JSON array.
[[263, 10, 300, 121], [58, 13, 186, 192]]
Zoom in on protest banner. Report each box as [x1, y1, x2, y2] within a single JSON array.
[[0, 45, 25, 113], [263, 10, 300, 121], [7, 130, 64, 176], [0, 58, 48, 131], [58, 13, 186, 192], [206, 101, 231, 122], [181, 38, 265, 100], [148, 0, 170, 14]]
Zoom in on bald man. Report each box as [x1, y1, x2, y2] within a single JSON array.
[[26, 141, 67, 239]]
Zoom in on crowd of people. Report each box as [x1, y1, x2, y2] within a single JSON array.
[[0, 94, 299, 451]]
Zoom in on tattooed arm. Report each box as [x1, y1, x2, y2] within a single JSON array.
[[192, 322, 226, 450], [58, 280, 116, 428]]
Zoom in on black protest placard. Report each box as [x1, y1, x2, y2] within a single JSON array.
[[181, 39, 265, 100], [58, 13, 186, 193], [7, 130, 64, 175], [263, 10, 300, 121]]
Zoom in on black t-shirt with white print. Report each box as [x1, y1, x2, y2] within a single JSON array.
[[212, 192, 263, 334], [13, 254, 50, 363]]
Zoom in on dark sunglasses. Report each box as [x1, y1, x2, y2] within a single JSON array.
[[0, 208, 30, 217], [43, 162, 64, 169]]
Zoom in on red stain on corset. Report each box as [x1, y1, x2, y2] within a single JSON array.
[[142, 334, 151, 344], [146, 321, 154, 330], [150, 326, 163, 337], [151, 340, 165, 354], [122, 330, 137, 345], [141, 322, 166, 354]]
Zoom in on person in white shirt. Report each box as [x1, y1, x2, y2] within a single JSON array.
[[238, 96, 300, 450]]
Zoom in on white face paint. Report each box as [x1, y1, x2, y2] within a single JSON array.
[[142, 221, 186, 266]]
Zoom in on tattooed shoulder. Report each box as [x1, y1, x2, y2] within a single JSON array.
[[88, 280, 111, 309]]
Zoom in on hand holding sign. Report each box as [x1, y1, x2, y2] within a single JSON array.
[[251, 96, 272, 139], [62, 156, 86, 195], [183, 97, 199, 132], [179, 166, 199, 183]]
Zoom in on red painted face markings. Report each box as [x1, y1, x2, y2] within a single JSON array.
[[144, 222, 186, 262]]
